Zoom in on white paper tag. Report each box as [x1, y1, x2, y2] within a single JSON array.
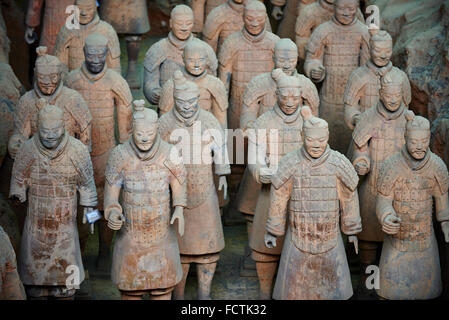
[[86, 209, 102, 224]]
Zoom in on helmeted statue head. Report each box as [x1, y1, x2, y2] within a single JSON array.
[[369, 29, 393, 67], [35, 46, 63, 96], [404, 110, 430, 160], [380, 69, 403, 112], [272, 68, 302, 116], [183, 41, 208, 77], [244, 1, 267, 36], [274, 39, 298, 76], [132, 100, 158, 152], [301, 106, 329, 159], [334, 0, 359, 25], [84, 33, 108, 74], [170, 5, 194, 41], [76, 0, 97, 25], [173, 70, 200, 119], [37, 99, 65, 150]]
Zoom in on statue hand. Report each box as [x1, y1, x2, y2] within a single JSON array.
[[149, 90, 161, 105], [264, 233, 277, 248], [348, 235, 359, 254], [218, 176, 228, 200], [108, 209, 125, 231], [355, 161, 370, 176], [441, 221, 449, 243], [8, 135, 24, 159], [170, 206, 185, 236], [259, 173, 272, 184], [271, 6, 284, 20], [382, 214, 401, 235], [25, 26, 36, 45], [310, 66, 325, 81]]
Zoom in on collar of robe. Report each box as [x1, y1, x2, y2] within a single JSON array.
[[168, 31, 193, 50], [274, 103, 302, 124], [242, 26, 266, 44], [34, 130, 69, 160], [228, 0, 244, 12], [377, 101, 406, 121], [367, 59, 393, 77]]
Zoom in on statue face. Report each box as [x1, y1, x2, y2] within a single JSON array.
[[36, 69, 61, 95], [304, 128, 329, 159], [133, 121, 158, 152], [184, 50, 207, 76], [371, 39, 393, 67], [380, 85, 402, 112], [84, 46, 107, 74], [244, 9, 266, 36], [274, 51, 298, 76], [406, 129, 430, 160], [77, 0, 97, 25], [277, 87, 301, 115], [335, 0, 358, 25], [170, 13, 194, 41], [175, 91, 199, 119], [39, 117, 64, 150]]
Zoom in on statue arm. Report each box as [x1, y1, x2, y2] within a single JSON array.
[[376, 194, 396, 225], [9, 143, 33, 202], [113, 78, 133, 144], [435, 192, 449, 222], [266, 179, 292, 237], [158, 79, 175, 115], [211, 96, 228, 130], [338, 180, 362, 235], [304, 28, 326, 82], [75, 147, 98, 208], [1, 261, 26, 300], [344, 73, 365, 130], [25, 0, 44, 28], [104, 182, 122, 221], [169, 170, 187, 209], [240, 82, 261, 129], [295, 14, 315, 60], [143, 64, 162, 105]]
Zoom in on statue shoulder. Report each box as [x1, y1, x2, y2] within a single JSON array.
[[328, 150, 359, 191]]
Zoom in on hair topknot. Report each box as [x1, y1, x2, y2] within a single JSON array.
[[405, 110, 415, 122], [133, 100, 146, 112], [36, 46, 48, 57], [271, 68, 284, 82], [300, 106, 313, 121]]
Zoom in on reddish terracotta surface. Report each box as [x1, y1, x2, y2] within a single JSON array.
[[0, 225, 25, 300], [9, 105, 97, 299], [54, 0, 121, 74], [159, 71, 230, 300], [271, 0, 299, 40], [26, 0, 76, 54], [8, 47, 92, 160], [304, 0, 370, 153], [104, 101, 186, 300], [0, 62, 23, 105], [266, 107, 361, 299], [376, 112, 449, 299], [203, 0, 271, 54]]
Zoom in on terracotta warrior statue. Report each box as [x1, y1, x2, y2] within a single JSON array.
[[190, 0, 225, 34], [159, 41, 228, 128], [248, 70, 305, 299], [65, 33, 132, 272], [0, 226, 26, 300], [265, 107, 361, 300], [0, 14, 10, 63], [236, 39, 318, 230], [304, 0, 369, 153], [270, 0, 299, 40], [240, 38, 319, 130], [431, 112, 449, 167], [0, 62, 24, 106], [99, 0, 150, 89], [376, 112, 449, 300], [25, 0, 75, 54], [0, 98, 13, 168], [8, 46, 92, 160], [159, 71, 230, 300], [105, 101, 187, 300], [9, 104, 97, 300], [143, 4, 217, 106], [351, 69, 408, 293], [203, 0, 271, 54], [344, 29, 411, 130], [219, 0, 280, 130], [295, 0, 364, 62], [54, 0, 121, 74]]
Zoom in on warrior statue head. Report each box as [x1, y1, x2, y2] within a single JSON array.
[[272, 68, 302, 116], [35, 46, 63, 96], [183, 41, 207, 77], [37, 99, 65, 150], [334, 0, 359, 25], [301, 106, 329, 159], [76, 0, 98, 25], [405, 110, 430, 161], [173, 70, 200, 120], [244, 1, 267, 36], [369, 29, 393, 68], [380, 70, 403, 112], [84, 33, 108, 74], [132, 100, 159, 152], [170, 5, 194, 41], [274, 39, 298, 76]]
